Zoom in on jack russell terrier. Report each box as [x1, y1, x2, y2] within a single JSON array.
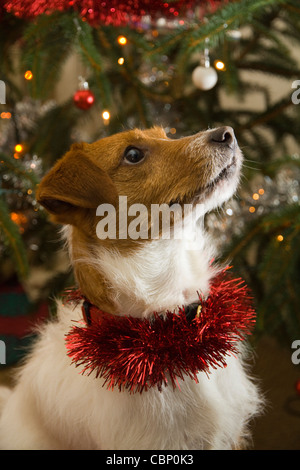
[[0, 126, 262, 450]]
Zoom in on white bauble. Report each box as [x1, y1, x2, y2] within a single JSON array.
[[192, 65, 218, 90]]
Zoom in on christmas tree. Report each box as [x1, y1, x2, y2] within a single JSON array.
[[0, 0, 300, 363]]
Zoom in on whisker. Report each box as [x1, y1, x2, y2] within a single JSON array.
[[240, 174, 252, 184], [243, 158, 261, 165], [242, 163, 260, 171]]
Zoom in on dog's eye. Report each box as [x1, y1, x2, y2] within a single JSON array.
[[123, 147, 145, 164]]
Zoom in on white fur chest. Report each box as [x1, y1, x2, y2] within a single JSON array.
[[0, 228, 261, 450], [83, 227, 216, 318], [0, 300, 261, 450]]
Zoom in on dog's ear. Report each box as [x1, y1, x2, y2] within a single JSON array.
[[36, 144, 118, 226]]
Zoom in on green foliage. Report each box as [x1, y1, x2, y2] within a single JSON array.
[[222, 196, 300, 343], [0, 152, 39, 279], [0, 152, 39, 187], [0, 196, 29, 280], [21, 12, 78, 100]]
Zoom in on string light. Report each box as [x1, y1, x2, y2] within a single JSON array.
[[249, 206, 256, 213], [102, 110, 110, 122], [258, 188, 265, 195], [118, 57, 125, 65], [24, 70, 33, 80], [1, 112, 11, 119], [10, 212, 28, 228], [14, 144, 23, 153], [277, 235, 284, 242], [117, 35, 127, 45], [214, 60, 226, 71], [252, 193, 259, 200], [14, 144, 24, 159]]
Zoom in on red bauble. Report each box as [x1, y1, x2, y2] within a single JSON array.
[[73, 89, 95, 110]]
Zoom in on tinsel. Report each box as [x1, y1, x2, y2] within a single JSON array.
[[207, 162, 300, 250], [3, 1, 225, 26], [65, 270, 256, 393]]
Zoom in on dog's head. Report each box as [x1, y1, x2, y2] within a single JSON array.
[[37, 126, 243, 311], [37, 125, 242, 242]]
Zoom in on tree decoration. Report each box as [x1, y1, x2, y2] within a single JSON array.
[[192, 39, 218, 90], [3, 1, 226, 27], [65, 270, 256, 393], [192, 64, 218, 90], [24, 70, 33, 81], [73, 77, 95, 110], [101, 110, 110, 124]]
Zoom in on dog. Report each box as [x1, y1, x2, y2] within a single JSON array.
[[0, 126, 261, 449]]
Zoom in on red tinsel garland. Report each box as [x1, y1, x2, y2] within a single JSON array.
[[65, 270, 256, 393], [3, 1, 225, 26]]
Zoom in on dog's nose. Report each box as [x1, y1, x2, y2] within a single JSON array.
[[210, 126, 236, 149]]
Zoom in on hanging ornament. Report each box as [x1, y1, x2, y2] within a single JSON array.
[[192, 66, 218, 90], [192, 40, 218, 91], [73, 77, 95, 110]]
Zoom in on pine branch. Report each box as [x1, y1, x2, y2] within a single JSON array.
[[21, 12, 76, 99], [237, 60, 300, 78], [75, 17, 112, 108], [221, 202, 300, 341], [0, 197, 29, 279], [181, 0, 285, 57], [237, 96, 295, 131], [28, 101, 80, 167], [222, 203, 300, 261], [0, 152, 39, 187], [262, 155, 300, 175]]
